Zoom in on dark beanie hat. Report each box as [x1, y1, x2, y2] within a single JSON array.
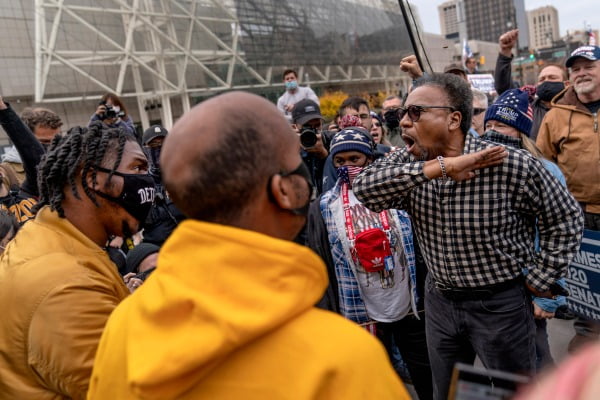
[[484, 89, 533, 136], [329, 127, 374, 159], [125, 243, 160, 275]]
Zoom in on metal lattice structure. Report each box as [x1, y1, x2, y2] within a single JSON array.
[[34, 0, 417, 128]]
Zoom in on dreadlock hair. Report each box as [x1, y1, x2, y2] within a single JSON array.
[[35, 122, 135, 218]]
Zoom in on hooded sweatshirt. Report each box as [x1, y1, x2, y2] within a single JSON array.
[[88, 220, 408, 400]]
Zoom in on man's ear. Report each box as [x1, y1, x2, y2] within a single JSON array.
[[85, 168, 109, 191], [268, 174, 295, 210], [448, 110, 462, 131]]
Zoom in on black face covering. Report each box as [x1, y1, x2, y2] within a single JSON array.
[[481, 129, 522, 149], [537, 81, 565, 102], [148, 147, 161, 171], [93, 166, 156, 223], [383, 109, 400, 130], [268, 161, 314, 216]]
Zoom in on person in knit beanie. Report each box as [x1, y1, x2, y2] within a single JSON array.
[[483, 87, 569, 371], [125, 242, 159, 276], [327, 127, 375, 188], [484, 88, 533, 137], [305, 126, 433, 399], [483, 88, 546, 158]]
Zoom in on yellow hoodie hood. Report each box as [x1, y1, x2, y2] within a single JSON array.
[[123, 220, 328, 399]]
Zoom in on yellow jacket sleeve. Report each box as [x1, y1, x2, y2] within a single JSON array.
[[27, 279, 125, 399]]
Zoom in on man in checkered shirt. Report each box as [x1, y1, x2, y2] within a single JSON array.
[[353, 73, 584, 399]]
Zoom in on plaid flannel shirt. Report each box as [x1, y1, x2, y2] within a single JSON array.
[[320, 180, 418, 324], [353, 134, 584, 292]]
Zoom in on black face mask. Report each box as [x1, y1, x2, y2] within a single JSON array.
[[93, 166, 156, 223], [147, 147, 161, 171], [268, 161, 314, 216], [537, 81, 565, 102], [383, 109, 400, 130]]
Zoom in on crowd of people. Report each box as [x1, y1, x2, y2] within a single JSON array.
[[0, 27, 598, 400]]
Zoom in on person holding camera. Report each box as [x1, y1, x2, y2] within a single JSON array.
[[89, 92, 136, 137], [291, 99, 329, 196]]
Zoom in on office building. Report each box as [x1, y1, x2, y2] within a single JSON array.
[[438, 0, 529, 49], [528, 6, 560, 50]]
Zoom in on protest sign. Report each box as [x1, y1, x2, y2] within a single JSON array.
[[565, 229, 600, 320], [467, 74, 495, 93]]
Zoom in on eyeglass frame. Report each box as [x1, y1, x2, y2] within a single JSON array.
[[473, 107, 486, 116], [397, 105, 456, 123]]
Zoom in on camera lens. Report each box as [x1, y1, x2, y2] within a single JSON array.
[[300, 128, 318, 148]]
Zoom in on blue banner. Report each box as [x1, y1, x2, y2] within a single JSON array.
[[565, 229, 600, 320]]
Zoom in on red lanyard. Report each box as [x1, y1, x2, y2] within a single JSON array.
[[341, 183, 390, 242]]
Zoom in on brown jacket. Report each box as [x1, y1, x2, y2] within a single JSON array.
[[536, 86, 600, 213], [0, 206, 129, 399]]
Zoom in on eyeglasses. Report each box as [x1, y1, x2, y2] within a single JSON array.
[[473, 107, 486, 116], [358, 113, 370, 119], [397, 105, 456, 123]]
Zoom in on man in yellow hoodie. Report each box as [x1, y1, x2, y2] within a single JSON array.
[[0, 123, 156, 399], [88, 91, 409, 400]]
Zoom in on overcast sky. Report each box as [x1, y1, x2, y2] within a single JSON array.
[[413, 0, 599, 36]]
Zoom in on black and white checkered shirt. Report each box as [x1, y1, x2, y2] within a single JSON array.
[[353, 134, 584, 292]]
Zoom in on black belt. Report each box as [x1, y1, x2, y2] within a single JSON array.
[[434, 277, 523, 301]]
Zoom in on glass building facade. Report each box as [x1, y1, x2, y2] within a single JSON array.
[[0, 0, 423, 136]]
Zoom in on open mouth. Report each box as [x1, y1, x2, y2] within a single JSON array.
[[402, 134, 416, 152]]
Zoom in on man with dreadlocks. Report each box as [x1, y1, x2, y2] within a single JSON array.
[[0, 122, 156, 399]]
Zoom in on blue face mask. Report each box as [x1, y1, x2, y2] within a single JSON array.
[[285, 80, 298, 91]]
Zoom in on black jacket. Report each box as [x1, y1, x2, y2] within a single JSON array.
[[493, 53, 549, 140], [141, 175, 186, 246], [305, 198, 340, 313], [0, 105, 45, 223], [0, 104, 45, 197]]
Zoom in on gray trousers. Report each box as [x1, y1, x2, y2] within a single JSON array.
[[424, 276, 536, 400]]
